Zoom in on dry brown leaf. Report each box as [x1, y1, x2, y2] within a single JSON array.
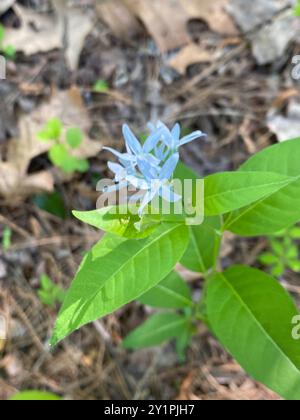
[[4, 5, 62, 55], [0, 87, 102, 200], [63, 6, 95, 71], [0, 119, 54, 200], [128, 0, 190, 52], [96, 0, 142, 39], [0, 162, 54, 200], [97, 0, 237, 52], [4, 4, 94, 70], [53, 0, 95, 69], [168, 44, 213, 74], [133, 0, 238, 50], [182, 0, 238, 35]]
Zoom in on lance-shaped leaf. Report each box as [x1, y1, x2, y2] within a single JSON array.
[[139, 271, 193, 309], [224, 138, 300, 236], [174, 164, 291, 221], [51, 223, 189, 345], [206, 265, 300, 400], [204, 171, 295, 216], [180, 216, 221, 273], [73, 206, 158, 239], [123, 312, 190, 349]]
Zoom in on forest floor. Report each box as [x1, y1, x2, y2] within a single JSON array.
[[0, 0, 300, 400]]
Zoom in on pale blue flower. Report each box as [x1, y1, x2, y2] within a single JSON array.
[[104, 124, 162, 169], [144, 121, 206, 153], [103, 121, 206, 217], [136, 153, 181, 216]]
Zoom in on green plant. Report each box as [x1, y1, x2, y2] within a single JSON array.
[[51, 122, 300, 400], [295, 0, 300, 16], [2, 227, 12, 251], [0, 24, 16, 59], [259, 226, 300, 277], [38, 275, 66, 308], [93, 80, 109, 93], [38, 118, 89, 174], [10, 391, 61, 401]]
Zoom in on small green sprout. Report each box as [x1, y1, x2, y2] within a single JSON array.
[[258, 226, 300, 277], [38, 118, 62, 141], [38, 275, 66, 308], [2, 227, 12, 251], [38, 118, 89, 174], [93, 80, 109, 93], [0, 24, 16, 60], [66, 127, 83, 149], [295, 0, 300, 16]]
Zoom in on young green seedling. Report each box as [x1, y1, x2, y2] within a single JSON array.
[[0, 24, 16, 60], [259, 225, 300, 277], [1, 227, 12, 251], [38, 275, 66, 309], [38, 118, 89, 174], [295, 0, 300, 16], [93, 80, 109, 93]]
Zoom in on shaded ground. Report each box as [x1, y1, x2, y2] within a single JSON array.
[[0, 0, 299, 400]]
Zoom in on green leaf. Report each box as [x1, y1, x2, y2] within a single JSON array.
[[2, 227, 12, 251], [289, 227, 300, 239], [271, 262, 285, 277], [49, 144, 68, 166], [40, 275, 52, 291], [295, 1, 300, 16], [225, 138, 300, 236], [123, 312, 189, 349], [38, 275, 66, 308], [66, 128, 83, 149], [270, 240, 285, 256], [4, 45, 16, 59], [49, 145, 88, 174], [258, 252, 279, 266], [73, 206, 158, 239], [71, 158, 89, 173], [51, 223, 189, 345], [0, 25, 5, 43], [38, 118, 62, 141], [175, 322, 194, 362], [204, 171, 294, 216], [287, 260, 300, 273], [180, 216, 221, 273], [93, 80, 109, 92], [206, 266, 300, 400], [286, 244, 298, 259], [10, 391, 61, 401], [139, 271, 193, 309]]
